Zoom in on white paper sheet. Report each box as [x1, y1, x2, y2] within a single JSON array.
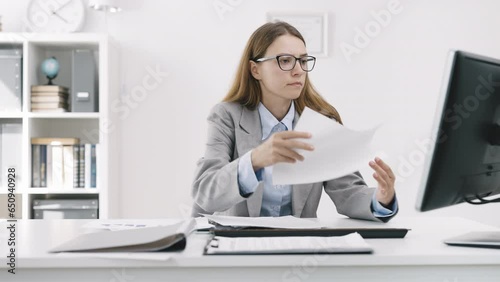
[[205, 233, 372, 254], [82, 219, 183, 231], [273, 107, 379, 185], [202, 214, 325, 229], [82, 218, 213, 231]]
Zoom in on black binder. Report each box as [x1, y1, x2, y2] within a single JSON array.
[[211, 226, 409, 239]]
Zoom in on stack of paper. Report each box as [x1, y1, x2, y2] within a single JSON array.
[[202, 214, 324, 229], [205, 233, 373, 254]]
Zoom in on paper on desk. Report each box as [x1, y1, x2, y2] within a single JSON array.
[[82, 218, 213, 231], [273, 107, 379, 185], [205, 232, 372, 254], [202, 214, 325, 229], [82, 219, 183, 231]]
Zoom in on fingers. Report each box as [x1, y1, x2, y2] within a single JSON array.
[[374, 173, 388, 195], [273, 132, 314, 151], [374, 157, 396, 180], [279, 130, 312, 140], [369, 160, 392, 188], [275, 146, 305, 162], [284, 139, 314, 151], [274, 139, 313, 162]]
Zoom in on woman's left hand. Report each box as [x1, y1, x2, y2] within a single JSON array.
[[369, 157, 396, 207]]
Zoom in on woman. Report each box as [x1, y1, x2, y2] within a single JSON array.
[[192, 22, 398, 221]]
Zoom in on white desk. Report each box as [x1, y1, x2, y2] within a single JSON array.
[[1, 217, 500, 282]]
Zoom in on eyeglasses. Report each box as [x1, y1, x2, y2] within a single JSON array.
[[253, 54, 316, 72]]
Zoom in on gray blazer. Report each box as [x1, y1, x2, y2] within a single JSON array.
[[191, 102, 395, 222]]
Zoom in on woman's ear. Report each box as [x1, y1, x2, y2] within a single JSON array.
[[249, 60, 261, 80]]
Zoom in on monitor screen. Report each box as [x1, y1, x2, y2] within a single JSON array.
[[416, 50, 500, 212]]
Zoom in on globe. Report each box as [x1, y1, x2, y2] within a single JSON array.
[[41, 57, 59, 85]]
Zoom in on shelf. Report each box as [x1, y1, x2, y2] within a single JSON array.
[[0, 113, 100, 119], [0, 32, 118, 219], [0, 33, 25, 43], [0, 112, 23, 119], [27, 112, 100, 119], [27, 188, 100, 194], [27, 33, 106, 45], [0, 189, 24, 194]]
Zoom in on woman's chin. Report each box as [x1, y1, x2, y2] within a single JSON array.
[[287, 91, 302, 100]]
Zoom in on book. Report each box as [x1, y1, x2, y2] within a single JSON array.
[[91, 144, 97, 188], [49, 219, 196, 253], [63, 145, 74, 189], [31, 91, 69, 97], [31, 85, 69, 93], [32, 138, 79, 145], [46, 145, 53, 187], [84, 144, 91, 188], [31, 102, 68, 109], [51, 145, 64, 188], [32, 144, 41, 187], [78, 144, 85, 188], [31, 108, 68, 113], [31, 96, 68, 103], [204, 233, 373, 255], [40, 145, 47, 187]]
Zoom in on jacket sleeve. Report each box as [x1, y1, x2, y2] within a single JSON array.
[[191, 103, 248, 213], [323, 171, 397, 222]]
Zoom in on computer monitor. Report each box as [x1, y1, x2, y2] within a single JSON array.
[[415, 50, 500, 248]]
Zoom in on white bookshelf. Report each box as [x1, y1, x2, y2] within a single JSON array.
[[0, 33, 120, 219]]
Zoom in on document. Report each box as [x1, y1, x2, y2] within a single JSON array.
[[273, 107, 379, 185], [50, 219, 196, 253], [202, 214, 325, 229], [82, 217, 213, 231], [205, 233, 373, 254], [82, 219, 181, 231], [204, 215, 410, 239]]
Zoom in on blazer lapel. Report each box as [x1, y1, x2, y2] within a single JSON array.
[[236, 106, 262, 156], [292, 184, 314, 217], [246, 183, 264, 217], [236, 106, 263, 217], [291, 109, 314, 217]]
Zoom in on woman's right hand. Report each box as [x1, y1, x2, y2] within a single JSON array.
[[251, 131, 314, 171]]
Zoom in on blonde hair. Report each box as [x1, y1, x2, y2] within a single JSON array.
[[223, 21, 343, 124]]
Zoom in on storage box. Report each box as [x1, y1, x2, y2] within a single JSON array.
[[0, 47, 23, 111], [33, 199, 98, 219]]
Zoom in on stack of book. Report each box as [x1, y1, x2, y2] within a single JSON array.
[[31, 85, 70, 112], [31, 137, 98, 189]]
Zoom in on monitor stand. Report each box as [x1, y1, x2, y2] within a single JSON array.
[[444, 231, 500, 248]]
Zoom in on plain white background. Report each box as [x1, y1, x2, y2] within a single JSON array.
[[1, 0, 500, 226]]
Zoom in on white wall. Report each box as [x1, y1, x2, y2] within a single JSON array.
[[2, 0, 500, 226]]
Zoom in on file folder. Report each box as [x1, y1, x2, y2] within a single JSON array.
[[50, 219, 195, 253], [211, 226, 409, 239]]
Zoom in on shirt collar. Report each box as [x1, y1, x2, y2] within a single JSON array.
[[258, 102, 295, 140]]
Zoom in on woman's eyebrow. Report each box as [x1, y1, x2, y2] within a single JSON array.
[[275, 53, 309, 56]]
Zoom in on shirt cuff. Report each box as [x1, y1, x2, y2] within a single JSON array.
[[237, 150, 262, 197], [371, 189, 398, 218]]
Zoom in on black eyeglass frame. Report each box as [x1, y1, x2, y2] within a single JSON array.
[[252, 54, 316, 72]]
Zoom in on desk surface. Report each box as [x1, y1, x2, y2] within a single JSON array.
[[1, 216, 500, 282]]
